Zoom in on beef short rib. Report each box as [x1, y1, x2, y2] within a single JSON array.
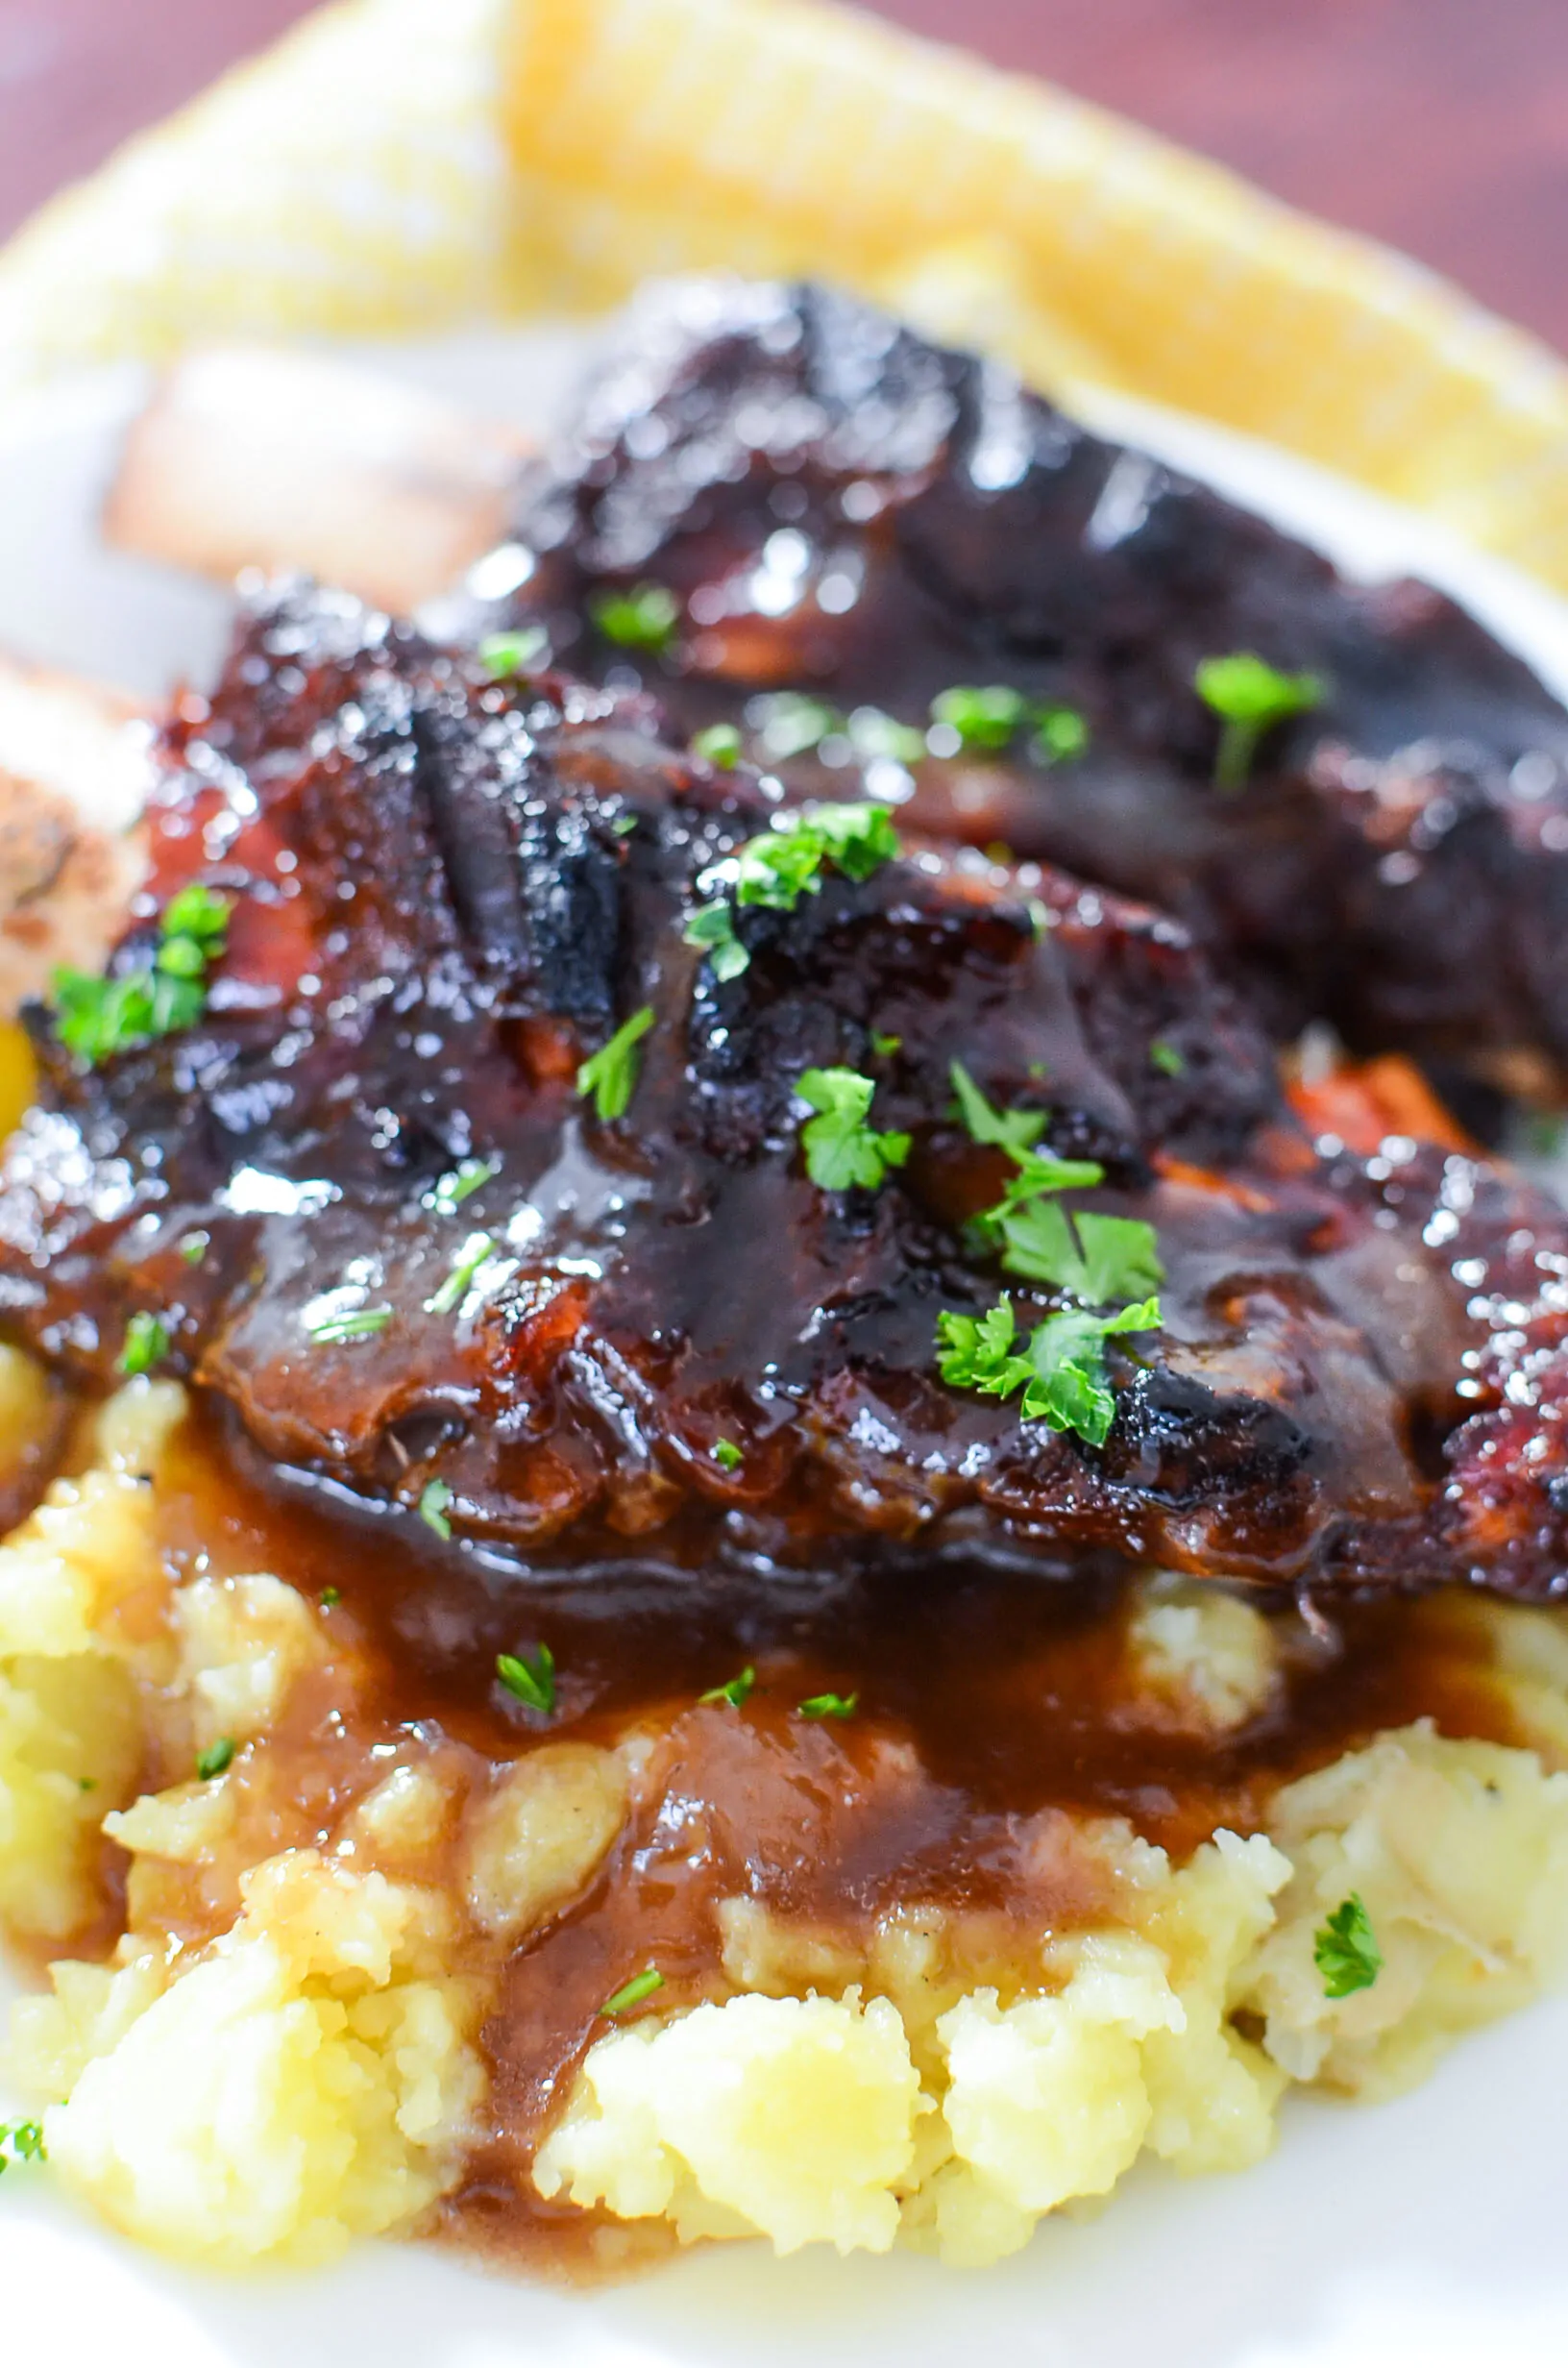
[[3, 582, 1567, 1598], [495, 277, 1568, 1109]]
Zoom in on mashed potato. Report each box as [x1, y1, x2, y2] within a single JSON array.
[[0, 1380, 484, 2264], [1124, 1573, 1281, 1735], [541, 1831, 1291, 2266], [16, 1851, 484, 2265], [535, 1988, 924, 2254], [1240, 1721, 1568, 2096], [2, 1369, 1568, 2273]]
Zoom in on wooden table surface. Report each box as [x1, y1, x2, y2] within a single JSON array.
[[0, 0, 1563, 355]]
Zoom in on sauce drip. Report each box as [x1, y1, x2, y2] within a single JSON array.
[[127, 1391, 1522, 2270]]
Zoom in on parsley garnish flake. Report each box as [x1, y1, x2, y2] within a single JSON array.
[[497, 1645, 556, 1716], [478, 626, 548, 679], [591, 583, 679, 654], [987, 1198, 1164, 1303], [576, 1005, 654, 1122], [683, 899, 750, 982], [692, 722, 742, 770], [425, 1230, 495, 1317], [930, 683, 1026, 752], [429, 1156, 498, 1215], [712, 1439, 744, 1473], [1195, 652, 1325, 790], [734, 802, 899, 910], [601, 1966, 664, 2016], [798, 1690, 859, 1720], [1033, 704, 1090, 765], [943, 1059, 1164, 1437], [419, 1478, 454, 1540], [927, 686, 1089, 767], [700, 1665, 756, 1707], [54, 883, 233, 1066], [118, 1311, 169, 1377], [0, 2121, 45, 2167], [937, 1294, 1160, 1448], [306, 1303, 393, 1345], [752, 692, 841, 760], [1313, 1892, 1383, 1998], [196, 1736, 236, 1781], [949, 1060, 1046, 1160], [796, 1067, 910, 1193], [688, 803, 900, 981]]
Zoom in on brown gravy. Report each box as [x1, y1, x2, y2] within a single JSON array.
[[96, 1390, 1523, 2267]]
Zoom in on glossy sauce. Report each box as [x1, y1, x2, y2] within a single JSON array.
[[132, 1391, 1523, 2270]]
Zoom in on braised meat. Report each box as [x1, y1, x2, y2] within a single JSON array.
[[2, 582, 1567, 1597], [492, 277, 1568, 1107]]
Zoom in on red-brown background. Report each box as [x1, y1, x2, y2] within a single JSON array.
[[0, 0, 1563, 354]]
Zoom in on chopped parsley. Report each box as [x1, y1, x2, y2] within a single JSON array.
[[424, 1230, 495, 1317], [798, 1690, 859, 1720], [687, 803, 901, 983], [319, 1586, 341, 1608], [196, 1736, 236, 1781], [975, 1141, 1104, 1213], [1313, 1892, 1383, 1998], [796, 1067, 911, 1193], [576, 1004, 655, 1122], [691, 722, 742, 770], [0, 2121, 45, 2168], [497, 1644, 556, 1716], [178, 1230, 209, 1266], [845, 709, 926, 765], [478, 626, 549, 679], [734, 802, 899, 908], [418, 1477, 454, 1540], [700, 1665, 756, 1707], [747, 694, 923, 767], [601, 1966, 664, 2016], [590, 582, 679, 654], [1194, 652, 1325, 790], [429, 1155, 498, 1214], [1149, 1038, 1186, 1078], [1032, 704, 1089, 765], [683, 898, 750, 982], [928, 685, 1089, 767], [712, 1439, 744, 1473], [930, 683, 1026, 752], [985, 1197, 1164, 1303], [306, 1303, 393, 1345], [944, 1059, 1164, 1438], [49, 973, 136, 1065], [118, 1310, 169, 1376], [52, 971, 169, 1065], [870, 1031, 902, 1058], [54, 882, 233, 1066], [161, 881, 231, 950], [949, 1059, 1047, 1161], [937, 1295, 1161, 1448], [751, 692, 841, 760]]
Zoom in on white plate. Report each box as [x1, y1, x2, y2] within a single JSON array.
[[3, 330, 1568, 2368]]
